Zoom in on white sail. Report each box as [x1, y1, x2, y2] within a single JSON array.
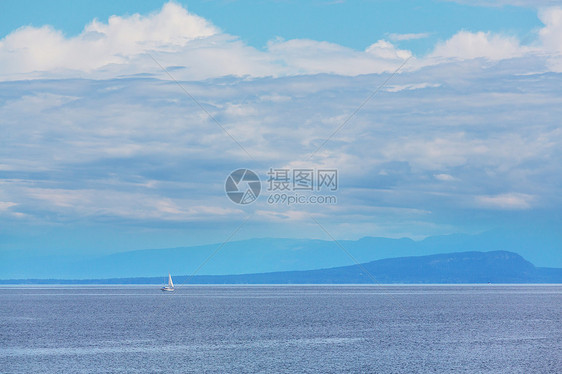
[[161, 273, 175, 291]]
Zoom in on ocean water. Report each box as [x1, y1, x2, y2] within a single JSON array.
[[0, 285, 560, 373]]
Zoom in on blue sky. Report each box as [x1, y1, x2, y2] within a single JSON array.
[[0, 1, 561, 265]]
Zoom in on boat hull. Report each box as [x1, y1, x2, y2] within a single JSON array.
[[161, 287, 174, 292]]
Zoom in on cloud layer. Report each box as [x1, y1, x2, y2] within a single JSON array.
[[1, 2, 561, 247], [1, 3, 562, 80], [1, 62, 561, 236]]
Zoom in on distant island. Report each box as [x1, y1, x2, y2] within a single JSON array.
[[2, 251, 561, 285], [2, 230, 562, 281]]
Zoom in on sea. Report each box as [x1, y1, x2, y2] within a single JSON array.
[[1, 285, 560, 373]]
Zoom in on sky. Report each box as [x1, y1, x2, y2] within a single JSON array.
[[0, 0, 561, 263]]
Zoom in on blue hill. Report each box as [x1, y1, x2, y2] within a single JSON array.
[[1, 229, 560, 279], [3, 251, 561, 284]]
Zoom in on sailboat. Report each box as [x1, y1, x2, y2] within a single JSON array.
[[161, 273, 175, 292]]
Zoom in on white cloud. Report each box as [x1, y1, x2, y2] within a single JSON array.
[[2, 65, 560, 226], [539, 7, 562, 50], [430, 31, 526, 61], [0, 2, 412, 81], [0, 201, 17, 210], [445, 0, 561, 7], [1, 2, 562, 81], [475, 193, 535, 210], [23, 187, 242, 221], [434, 174, 458, 182], [1, 2, 562, 234], [0, 2, 218, 78], [423, 7, 560, 65], [385, 82, 441, 92], [538, 7, 562, 72], [255, 209, 315, 222], [421, 7, 562, 66], [365, 40, 412, 60], [266, 38, 411, 76], [388, 32, 432, 42]]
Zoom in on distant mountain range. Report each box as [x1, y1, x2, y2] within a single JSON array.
[[2, 251, 561, 284], [1, 229, 561, 280]]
